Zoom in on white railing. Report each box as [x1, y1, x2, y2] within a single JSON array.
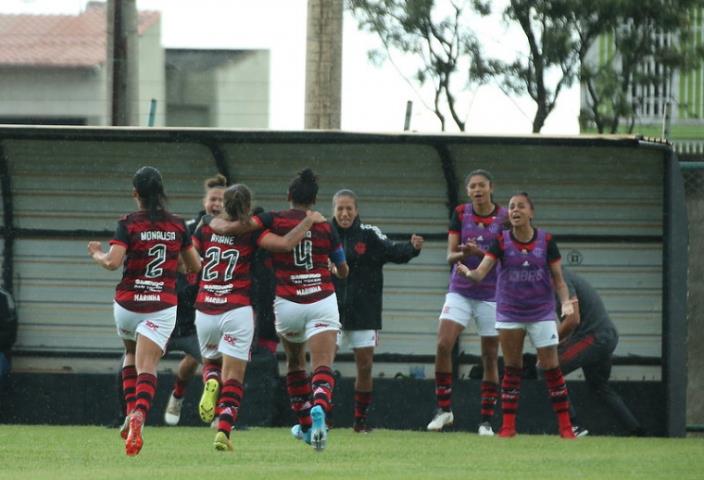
[[673, 140, 704, 154]]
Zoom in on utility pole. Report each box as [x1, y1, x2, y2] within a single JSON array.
[[107, 0, 139, 126], [304, 0, 343, 129]]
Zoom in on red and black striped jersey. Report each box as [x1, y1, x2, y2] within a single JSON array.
[[110, 210, 192, 313], [256, 209, 343, 304], [192, 219, 260, 314]]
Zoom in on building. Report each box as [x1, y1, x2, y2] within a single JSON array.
[[0, 2, 269, 128]]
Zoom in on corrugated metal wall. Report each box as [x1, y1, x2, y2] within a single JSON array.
[[0, 130, 664, 363]]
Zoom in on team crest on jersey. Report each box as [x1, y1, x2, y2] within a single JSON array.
[[354, 242, 366, 255], [532, 247, 544, 257]]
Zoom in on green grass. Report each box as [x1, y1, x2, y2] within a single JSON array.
[[0, 426, 701, 480]]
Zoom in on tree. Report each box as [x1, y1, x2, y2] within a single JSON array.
[[494, 0, 606, 133], [580, 0, 704, 134], [346, 0, 491, 131]]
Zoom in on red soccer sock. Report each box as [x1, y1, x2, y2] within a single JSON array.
[[500, 367, 522, 436], [354, 390, 372, 422], [544, 367, 573, 432], [216, 379, 244, 437], [311, 366, 336, 413], [172, 378, 188, 399], [434, 371, 453, 411], [134, 373, 157, 419], [121, 365, 138, 415], [286, 370, 312, 430], [480, 381, 499, 422]]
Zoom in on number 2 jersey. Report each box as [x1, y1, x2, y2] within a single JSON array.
[[255, 209, 345, 304], [110, 210, 192, 313], [192, 216, 261, 314]]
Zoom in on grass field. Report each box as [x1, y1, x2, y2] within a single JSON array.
[[0, 425, 701, 480]]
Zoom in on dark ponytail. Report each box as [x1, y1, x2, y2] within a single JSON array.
[[133, 166, 167, 221], [223, 184, 252, 224], [288, 168, 319, 206]]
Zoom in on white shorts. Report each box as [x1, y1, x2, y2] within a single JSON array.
[[195, 306, 254, 362], [274, 293, 341, 344], [497, 320, 559, 348], [439, 293, 498, 337], [337, 329, 378, 350], [113, 302, 176, 353]]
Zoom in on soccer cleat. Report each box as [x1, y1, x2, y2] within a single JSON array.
[[353, 419, 373, 433], [199, 378, 220, 423], [125, 410, 145, 456], [498, 426, 517, 438], [119, 415, 130, 440], [213, 431, 233, 452], [478, 421, 494, 436], [572, 425, 589, 438], [426, 409, 454, 431], [291, 424, 312, 444], [164, 393, 183, 426], [560, 427, 577, 439], [310, 405, 328, 452]]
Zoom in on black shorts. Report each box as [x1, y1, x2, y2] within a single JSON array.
[[165, 333, 202, 363]]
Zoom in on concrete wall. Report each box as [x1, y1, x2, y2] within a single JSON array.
[[0, 68, 107, 125], [213, 50, 269, 128]]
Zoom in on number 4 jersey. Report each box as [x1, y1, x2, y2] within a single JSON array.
[[192, 216, 261, 314], [255, 209, 345, 304], [110, 210, 192, 313]]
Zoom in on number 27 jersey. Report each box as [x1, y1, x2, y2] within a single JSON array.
[[192, 219, 260, 314]]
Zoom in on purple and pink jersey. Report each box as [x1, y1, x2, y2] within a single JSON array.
[[486, 229, 561, 323], [448, 203, 508, 301]]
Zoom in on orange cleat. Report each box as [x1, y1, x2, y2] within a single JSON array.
[[560, 427, 577, 439], [125, 410, 145, 456], [119, 415, 129, 440]]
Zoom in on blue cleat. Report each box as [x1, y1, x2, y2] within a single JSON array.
[[310, 405, 327, 452], [291, 424, 311, 444]]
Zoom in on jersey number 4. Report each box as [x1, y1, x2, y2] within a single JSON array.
[[202, 247, 240, 281], [293, 240, 313, 271]]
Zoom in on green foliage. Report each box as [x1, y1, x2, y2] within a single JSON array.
[[347, 0, 492, 131], [581, 0, 704, 133]]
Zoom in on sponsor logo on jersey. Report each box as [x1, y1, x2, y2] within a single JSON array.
[[296, 285, 322, 296], [135, 293, 161, 301], [204, 295, 227, 304], [140, 231, 176, 241]]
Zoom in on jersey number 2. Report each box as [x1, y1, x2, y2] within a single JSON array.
[[144, 244, 167, 278]]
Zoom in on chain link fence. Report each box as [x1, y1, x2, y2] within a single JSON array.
[[682, 161, 704, 433]]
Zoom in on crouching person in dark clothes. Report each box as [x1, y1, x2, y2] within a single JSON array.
[[556, 268, 644, 436], [331, 189, 424, 433]]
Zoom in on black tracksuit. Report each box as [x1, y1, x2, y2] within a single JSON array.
[[331, 217, 420, 331]]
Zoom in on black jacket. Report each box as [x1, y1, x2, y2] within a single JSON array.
[[332, 217, 420, 331], [173, 210, 205, 338]]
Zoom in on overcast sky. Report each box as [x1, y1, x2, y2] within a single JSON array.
[[1, 0, 580, 134]]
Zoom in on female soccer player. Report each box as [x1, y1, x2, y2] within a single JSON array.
[[455, 192, 576, 439], [164, 173, 227, 426], [193, 183, 324, 451], [427, 170, 506, 435], [88, 166, 201, 456], [210, 168, 349, 452], [332, 189, 423, 433]]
